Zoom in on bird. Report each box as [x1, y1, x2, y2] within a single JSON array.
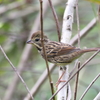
[[27, 31, 100, 65]]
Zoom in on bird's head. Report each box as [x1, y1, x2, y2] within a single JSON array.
[[27, 31, 49, 49]]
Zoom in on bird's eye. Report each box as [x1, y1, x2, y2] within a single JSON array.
[[35, 39, 40, 41]]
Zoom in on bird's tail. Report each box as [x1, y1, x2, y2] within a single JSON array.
[[82, 47, 100, 53]]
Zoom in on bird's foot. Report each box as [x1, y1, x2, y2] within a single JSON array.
[[56, 80, 66, 88]]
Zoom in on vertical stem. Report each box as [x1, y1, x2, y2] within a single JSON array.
[[98, 5, 100, 23], [74, 62, 80, 100], [76, 0, 80, 48], [39, 0, 55, 99], [48, 0, 61, 41]]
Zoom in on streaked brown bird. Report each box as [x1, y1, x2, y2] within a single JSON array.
[[27, 31, 100, 65]]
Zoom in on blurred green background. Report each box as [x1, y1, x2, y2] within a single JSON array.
[[0, 0, 100, 100]]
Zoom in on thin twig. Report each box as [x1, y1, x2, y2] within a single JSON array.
[[98, 5, 100, 23], [70, 18, 97, 45], [39, 0, 55, 98], [74, 61, 80, 100], [76, 0, 80, 48], [48, 0, 61, 41], [49, 50, 100, 100], [51, 82, 56, 100], [80, 80, 100, 93], [69, 59, 78, 77], [79, 73, 100, 100], [0, 45, 34, 100]]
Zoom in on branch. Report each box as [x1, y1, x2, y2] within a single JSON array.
[[39, 0, 55, 98], [79, 73, 100, 100], [48, 0, 61, 41], [70, 18, 97, 45], [73, 62, 80, 100], [98, 5, 100, 23], [57, 0, 77, 99], [75, 0, 80, 48], [0, 46, 34, 100]]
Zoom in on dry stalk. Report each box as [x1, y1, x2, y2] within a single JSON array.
[[79, 73, 100, 100], [75, 0, 80, 48], [48, 0, 61, 41], [39, 0, 55, 99], [73, 61, 80, 100], [0, 46, 34, 100]]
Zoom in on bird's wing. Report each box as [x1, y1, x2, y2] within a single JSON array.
[[57, 46, 78, 56], [46, 42, 80, 57]]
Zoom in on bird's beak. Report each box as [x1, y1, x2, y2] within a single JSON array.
[[27, 40, 33, 44]]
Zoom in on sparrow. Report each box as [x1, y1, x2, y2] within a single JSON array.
[[27, 31, 100, 65]]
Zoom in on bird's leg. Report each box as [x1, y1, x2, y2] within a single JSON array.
[[56, 66, 66, 87]]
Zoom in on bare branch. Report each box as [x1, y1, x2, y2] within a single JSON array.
[[98, 5, 100, 23], [74, 61, 80, 100], [79, 73, 100, 100], [75, 0, 80, 48], [39, 0, 54, 98], [69, 59, 78, 77], [57, 0, 77, 99], [48, 0, 61, 41], [70, 18, 97, 45], [0, 46, 34, 100]]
